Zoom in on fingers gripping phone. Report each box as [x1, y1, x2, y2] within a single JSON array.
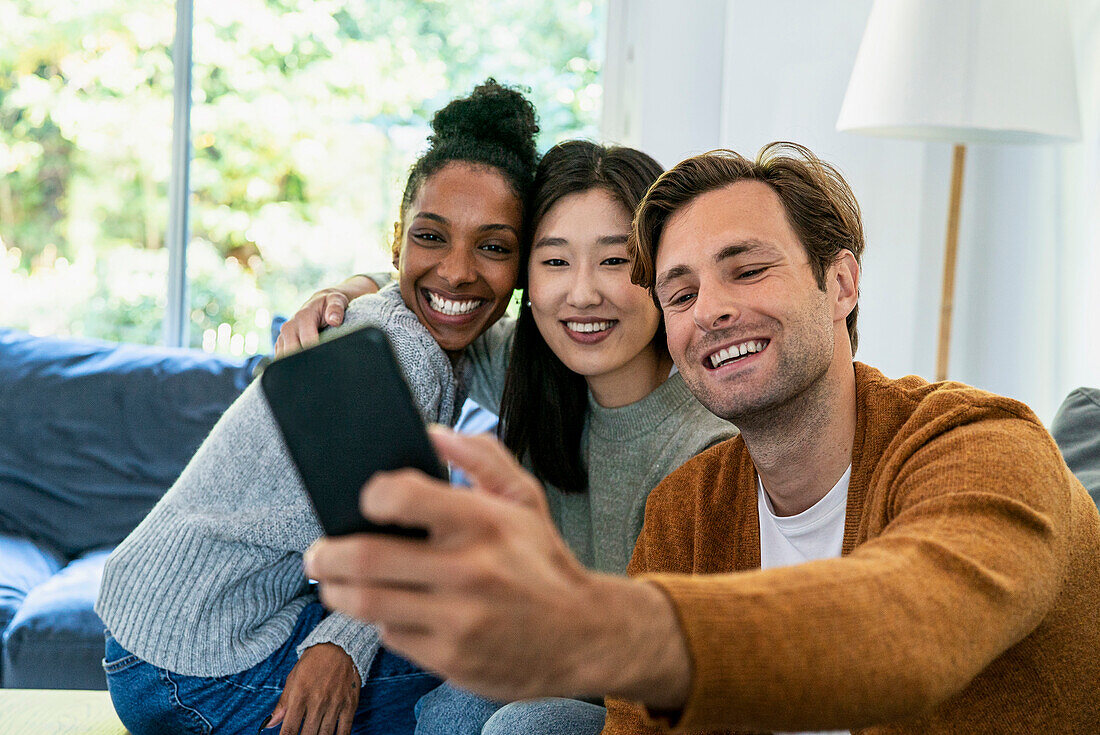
[[260, 325, 444, 538]]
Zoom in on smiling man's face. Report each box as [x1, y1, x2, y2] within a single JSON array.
[[653, 180, 839, 422]]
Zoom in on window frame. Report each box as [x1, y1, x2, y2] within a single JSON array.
[[161, 0, 611, 348], [163, 0, 194, 348]]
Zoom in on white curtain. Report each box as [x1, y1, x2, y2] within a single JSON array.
[[950, 0, 1100, 422]]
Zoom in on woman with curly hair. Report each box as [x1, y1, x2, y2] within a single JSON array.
[[95, 79, 540, 735]]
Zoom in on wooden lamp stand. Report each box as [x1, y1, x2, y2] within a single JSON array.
[[935, 144, 967, 382]]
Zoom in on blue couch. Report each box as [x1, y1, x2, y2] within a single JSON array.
[[1051, 387, 1100, 509], [0, 328, 261, 689]]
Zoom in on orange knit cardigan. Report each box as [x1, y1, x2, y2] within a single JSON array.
[[603, 362, 1100, 734]]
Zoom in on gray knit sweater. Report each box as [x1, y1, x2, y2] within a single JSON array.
[[467, 321, 737, 573], [95, 284, 464, 681]]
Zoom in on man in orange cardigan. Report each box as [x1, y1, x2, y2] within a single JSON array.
[[305, 143, 1100, 733]]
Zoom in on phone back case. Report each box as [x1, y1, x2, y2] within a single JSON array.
[[260, 326, 443, 537]]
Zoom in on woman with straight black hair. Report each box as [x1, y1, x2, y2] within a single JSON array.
[[498, 141, 671, 494]]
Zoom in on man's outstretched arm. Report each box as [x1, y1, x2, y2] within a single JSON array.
[[309, 415, 1086, 733]]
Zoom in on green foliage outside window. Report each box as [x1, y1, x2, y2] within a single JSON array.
[[0, 0, 604, 353]]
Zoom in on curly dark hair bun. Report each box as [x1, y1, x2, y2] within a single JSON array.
[[398, 79, 541, 236], [429, 79, 540, 172]]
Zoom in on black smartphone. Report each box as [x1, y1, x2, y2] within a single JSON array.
[[260, 325, 444, 538]]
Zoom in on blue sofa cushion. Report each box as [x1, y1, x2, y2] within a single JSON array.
[[1, 547, 113, 690], [0, 533, 64, 632], [0, 533, 66, 685], [0, 329, 260, 557], [1051, 387, 1100, 508]]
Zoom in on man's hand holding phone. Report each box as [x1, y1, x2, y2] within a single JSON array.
[[303, 427, 693, 710]]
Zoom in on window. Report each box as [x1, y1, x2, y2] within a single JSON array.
[[1, 0, 606, 354], [0, 0, 175, 343]]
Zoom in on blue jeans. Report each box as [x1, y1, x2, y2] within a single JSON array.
[[104, 601, 440, 735], [413, 683, 503, 735], [413, 683, 605, 735], [483, 699, 605, 735]]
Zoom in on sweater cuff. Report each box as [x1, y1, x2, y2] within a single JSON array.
[[634, 573, 722, 732], [296, 612, 382, 684]]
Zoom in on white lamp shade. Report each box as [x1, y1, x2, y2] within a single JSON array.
[[837, 0, 1081, 144]]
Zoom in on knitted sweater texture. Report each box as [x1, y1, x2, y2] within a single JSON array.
[[552, 372, 737, 573], [604, 362, 1100, 734], [95, 284, 464, 682]]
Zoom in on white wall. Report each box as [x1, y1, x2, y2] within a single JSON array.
[[603, 0, 1100, 423], [600, 0, 727, 167], [719, 0, 939, 388]]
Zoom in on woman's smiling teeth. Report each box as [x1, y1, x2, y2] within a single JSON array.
[[426, 291, 484, 316], [709, 339, 768, 368], [565, 320, 615, 334]]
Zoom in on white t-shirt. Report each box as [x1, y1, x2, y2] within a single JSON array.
[[757, 465, 852, 735]]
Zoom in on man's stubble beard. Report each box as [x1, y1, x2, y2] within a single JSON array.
[[679, 297, 836, 434]]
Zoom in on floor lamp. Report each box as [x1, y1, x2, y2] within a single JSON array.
[[836, 0, 1081, 381]]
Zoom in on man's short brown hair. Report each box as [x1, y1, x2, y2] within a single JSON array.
[[630, 142, 865, 352]]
